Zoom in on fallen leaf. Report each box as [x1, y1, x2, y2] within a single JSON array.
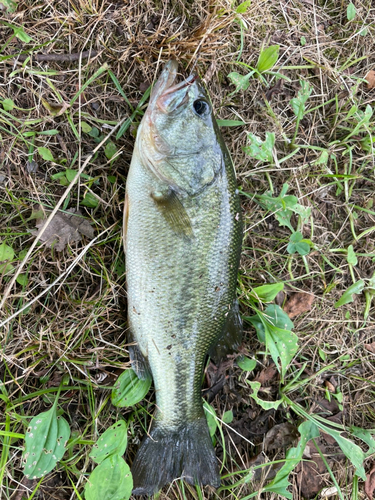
[[31, 206, 94, 252], [297, 443, 326, 498], [365, 464, 375, 499], [365, 343, 375, 354], [324, 380, 335, 393], [42, 98, 70, 116], [283, 292, 314, 318], [254, 364, 278, 386], [264, 422, 300, 451], [365, 70, 375, 89]]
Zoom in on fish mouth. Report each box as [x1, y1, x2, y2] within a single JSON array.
[[150, 60, 198, 114]]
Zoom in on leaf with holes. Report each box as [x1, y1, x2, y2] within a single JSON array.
[[244, 131, 275, 163], [90, 421, 128, 464], [247, 381, 283, 411], [22, 405, 70, 479], [84, 455, 133, 500], [228, 72, 253, 92], [111, 369, 152, 407]]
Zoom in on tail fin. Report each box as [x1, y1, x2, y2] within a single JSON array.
[[131, 417, 220, 496]]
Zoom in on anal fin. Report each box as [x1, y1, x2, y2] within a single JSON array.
[[128, 340, 151, 380], [209, 299, 243, 364]]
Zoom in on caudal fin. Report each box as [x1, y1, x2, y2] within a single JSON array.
[[131, 417, 220, 496]]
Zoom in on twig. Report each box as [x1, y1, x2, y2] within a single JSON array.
[[10, 49, 99, 63]]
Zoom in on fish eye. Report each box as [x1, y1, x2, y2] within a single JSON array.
[[193, 99, 209, 117]]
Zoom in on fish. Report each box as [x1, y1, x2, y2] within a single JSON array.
[[124, 60, 242, 496]]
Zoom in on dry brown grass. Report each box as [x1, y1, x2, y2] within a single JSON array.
[[1, 0, 375, 498]]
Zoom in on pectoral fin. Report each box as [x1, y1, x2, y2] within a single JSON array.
[[151, 188, 193, 238], [209, 300, 243, 364]]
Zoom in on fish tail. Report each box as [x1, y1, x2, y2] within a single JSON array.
[[131, 417, 220, 496]]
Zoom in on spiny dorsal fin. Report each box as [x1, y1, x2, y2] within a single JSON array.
[[151, 188, 193, 238]]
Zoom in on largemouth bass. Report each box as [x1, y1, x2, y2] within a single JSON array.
[[124, 60, 242, 495]]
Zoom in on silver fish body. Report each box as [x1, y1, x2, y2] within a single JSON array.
[[124, 61, 242, 495]]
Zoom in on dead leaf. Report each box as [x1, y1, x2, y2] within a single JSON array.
[[365, 70, 375, 90], [254, 364, 278, 386], [31, 206, 94, 252], [283, 292, 314, 318], [264, 422, 300, 451], [324, 380, 335, 393], [365, 464, 375, 499], [365, 342, 375, 354], [297, 442, 326, 498], [42, 98, 70, 116]]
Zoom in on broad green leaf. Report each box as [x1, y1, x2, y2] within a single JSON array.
[[237, 356, 257, 372], [313, 150, 329, 166], [256, 45, 279, 73], [12, 26, 32, 43], [108, 175, 116, 184], [252, 282, 284, 302], [314, 421, 366, 480], [0, 242, 15, 263], [37, 147, 54, 162], [236, 0, 251, 13], [247, 381, 283, 410], [111, 369, 152, 407], [16, 274, 28, 286], [65, 169, 78, 183], [300, 36, 306, 46], [90, 421, 128, 464], [248, 305, 297, 379], [266, 420, 320, 497], [255, 183, 310, 232], [84, 455, 133, 500], [2, 98, 14, 111], [81, 121, 92, 133], [217, 119, 246, 127], [334, 280, 364, 308], [222, 410, 233, 424], [347, 245, 357, 265], [0, 0, 17, 13], [104, 141, 118, 160], [347, 2, 356, 21], [228, 72, 252, 92], [88, 127, 100, 138], [81, 192, 98, 208], [0, 241, 15, 274], [349, 426, 375, 456], [244, 132, 275, 163], [23, 408, 70, 479], [287, 231, 311, 256], [290, 80, 312, 120], [203, 400, 218, 438]]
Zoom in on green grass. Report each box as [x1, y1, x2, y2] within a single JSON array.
[[1, 0, 375, 499]]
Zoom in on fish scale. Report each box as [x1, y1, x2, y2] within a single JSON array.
[[124, 60, 242, 495]]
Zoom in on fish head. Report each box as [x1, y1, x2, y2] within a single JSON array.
[[139, 61, 223, 195]]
